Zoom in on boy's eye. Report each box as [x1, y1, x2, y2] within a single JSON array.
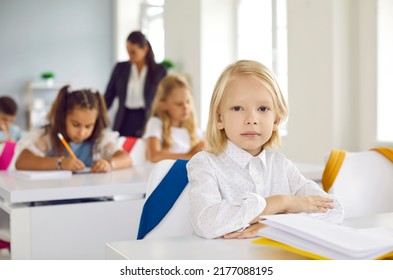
[[231, 106, 242, 111], [258, 106, 269, 112]]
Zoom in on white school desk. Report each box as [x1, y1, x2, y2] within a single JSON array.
[[106, 235, 308, 260], [0, 164, 153, 260], [105, 212, 393, 260]]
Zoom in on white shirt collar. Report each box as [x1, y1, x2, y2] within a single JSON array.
[[224, 140, 267, 169]]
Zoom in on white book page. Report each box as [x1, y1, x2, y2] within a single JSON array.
[[259, 226, 391, 259], [258, 214, 393, 259]]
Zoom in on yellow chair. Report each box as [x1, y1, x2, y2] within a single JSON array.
[[322, 147, 393, 218]]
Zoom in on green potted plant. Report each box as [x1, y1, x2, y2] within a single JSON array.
[[160, 59, 175, 70], [41, 71, 55, 86]]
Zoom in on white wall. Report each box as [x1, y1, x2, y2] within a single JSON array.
[[376, 0, 393, 142], [357, 0, 377, 150], [164, 0, 202, 126], [200, 0, 237, 129], [281, 0, 359, 164], [0, 0, 113, 129]]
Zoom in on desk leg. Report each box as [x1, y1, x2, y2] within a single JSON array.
[[10, 206, 32, 259]]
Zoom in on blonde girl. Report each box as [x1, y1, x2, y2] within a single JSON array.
[[143, 74, 205, 162], [186, 60, 343, 239], [15, 85, 131, 173]]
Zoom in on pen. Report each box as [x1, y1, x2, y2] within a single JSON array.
[[1, 123, 12, 141], [57, 132, 77, 159]]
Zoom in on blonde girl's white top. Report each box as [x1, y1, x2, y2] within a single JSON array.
[[143, 116, 200, 153], [9, 128, 122, 169], [186, 141, 344, 239]]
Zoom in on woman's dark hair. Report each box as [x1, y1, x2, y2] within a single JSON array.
[[127, 31, 160, 83], [47, 85, 110, 156]]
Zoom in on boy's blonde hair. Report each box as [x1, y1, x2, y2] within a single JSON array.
[[150, 73, 199, 150], [206, 60, 288, 154]]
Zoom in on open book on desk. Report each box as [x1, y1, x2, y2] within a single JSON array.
[[9, 170, 73, 180], [253, 214, 393, 260]]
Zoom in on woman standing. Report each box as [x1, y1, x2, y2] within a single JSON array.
[[104, 31, 167, 137]]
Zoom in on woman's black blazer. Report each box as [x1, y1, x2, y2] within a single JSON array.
[[104, 61, 167, 131]]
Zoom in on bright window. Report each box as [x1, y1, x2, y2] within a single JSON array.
[[140, 0, 165, 63], [377, 0, 393, 142], [237, 0, 288, 99], [237, 0, 288, 131]]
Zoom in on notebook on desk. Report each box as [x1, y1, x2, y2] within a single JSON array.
[[253, 214, 393, 260], [73, 167, 91, 174], [9, 170, 73, 180]]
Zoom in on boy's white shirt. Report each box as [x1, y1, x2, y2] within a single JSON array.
[[186, 141, 344, 239]]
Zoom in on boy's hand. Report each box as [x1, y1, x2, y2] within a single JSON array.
[[222, 223, 267, 239], [61, 157, 86, 172], [90, 159, 112, 173], [285, 195, 333, 213]]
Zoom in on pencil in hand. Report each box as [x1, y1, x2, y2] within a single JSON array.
[[57, 132, 77, 159]]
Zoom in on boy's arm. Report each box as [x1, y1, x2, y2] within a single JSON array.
[[224, 195, 333, 239]]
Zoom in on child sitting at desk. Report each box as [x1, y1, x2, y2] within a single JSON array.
[[143, 74, 205, 162], [186, 60, 344, 239], [0, 96, 23, 142], [14, 85, 131, 173]]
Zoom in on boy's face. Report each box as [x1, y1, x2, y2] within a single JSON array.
[[0, 112, 16, 128], [65, 107, 97, 144], [217, 76, 279, 156]]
